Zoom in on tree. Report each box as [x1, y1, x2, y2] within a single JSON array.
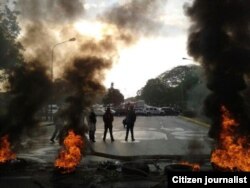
[[140, 78, 167, 106], [137, 65, 203, 108], [0, 5, 23, 81], [159, 65, 199, 87], [102, 83, 124, 107]]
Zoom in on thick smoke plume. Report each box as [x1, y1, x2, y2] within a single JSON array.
[[103, 0, 167, 39], [15, 0, 85, 64], [16, 0, 84, 23], [0, 62, 51, 145], [56, 34, 115, 140], [7, 0, 126, 144], [60, 56, 112, 138], [1, 0, 169, 145], [186, 0, 250, 140], [0, 0, 86, 145]]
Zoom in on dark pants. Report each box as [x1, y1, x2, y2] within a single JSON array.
[[50, 124, 61, 141], [89, 130, 95, 141], [125, 123, 134, 141], [103, 124, 114, 141]]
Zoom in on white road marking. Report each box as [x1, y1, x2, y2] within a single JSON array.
[[148, 128, 157, 131], [160, 126, 207, 141], [95, 130, 168, 142], [175, 136, 204, 141], [113, 131, 168, 141], [160, 126, 184, 131], [120, 140, 140, 143], [96, 126, 207, 141]]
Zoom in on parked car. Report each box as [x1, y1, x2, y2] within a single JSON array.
[[110, 109, 116, 115], [134, 108, 147, 116], [94, 107, 115, 116], [145, 107, 165, 116], [94, 108, 105, 116], [161, 107, 180, 116], [114, 108, 127, 116]]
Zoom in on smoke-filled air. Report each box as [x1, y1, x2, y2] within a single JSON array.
[[0, 0, 168, 154], [186, 0, 250, 140]]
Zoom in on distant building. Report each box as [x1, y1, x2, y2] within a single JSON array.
[[119, 100, 147, 110], [134, 100, 146, 108]]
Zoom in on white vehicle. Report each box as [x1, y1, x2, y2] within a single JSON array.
[[93, 107, 115, 116], [134, 108, 147, 116], [94, 108, 105, 116], [145, 106, 165, 116]]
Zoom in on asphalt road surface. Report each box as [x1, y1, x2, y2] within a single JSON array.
[[18, 116, 212, 163], [93, 116, 212, 156], [1, 116, 213, 188]]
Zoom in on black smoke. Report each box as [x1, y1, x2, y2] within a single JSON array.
[[7, 0, 168, 147], [102, 0, 167, 41], [58, 55, 112, 141], [16, 0, 84, 23], [0, 62, 51, 145], [48, 33, 116, 143], [15, 0, 85, 65], [13, 0, 124, 145], [185, 0, 250, 140]]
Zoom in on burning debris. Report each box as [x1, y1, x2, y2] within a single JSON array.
[[186, 0, 250, 171], [0, 135, 16, 164], [186, 0, 250, 138], [179, 161, 200, 171], [211, 106, 250, 171], [0, 0, 170, 174], [10, 0, 119, 172], [0, 62, 52, 148], [164, 161, 202, 173], [55, 130, 84, 174], [54, 55, 112, 172]]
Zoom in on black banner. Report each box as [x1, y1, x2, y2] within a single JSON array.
[[167, 172, 250, 188]]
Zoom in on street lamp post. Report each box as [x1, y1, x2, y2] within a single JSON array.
[[51, 37, 76, 81], [49, 37, 76, 121], [179, 57, 193, 109], [182, 57, 193, 61]]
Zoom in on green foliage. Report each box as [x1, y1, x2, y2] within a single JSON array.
[[0, 5, 24, 109], [0, 6, 23, 77], [159, 65, 200, 87], [137, 65, 203, 108], [140, 78, 167, 106], [102, 88, 124, 107]]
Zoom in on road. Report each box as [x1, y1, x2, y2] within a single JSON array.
[[18, 116, 212, 163], [1, 116, 213, 188], [93, 116, 211, 156]]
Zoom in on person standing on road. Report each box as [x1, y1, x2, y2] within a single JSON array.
[[125, 105, 136, 141], [88, 108, 97, 142], [103, 106, 115, 142], [50, 108, 64, 143]]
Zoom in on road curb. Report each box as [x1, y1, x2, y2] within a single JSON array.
[[178, 116, 210, 128]]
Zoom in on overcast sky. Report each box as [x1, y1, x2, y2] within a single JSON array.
[[100, 0, 194, 98], [3, 0, 195, 98]]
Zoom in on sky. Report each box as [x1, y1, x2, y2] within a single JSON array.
[[71, 0, 195, 98], [101, 0, 194, 98], [2, 0, 195, 98]]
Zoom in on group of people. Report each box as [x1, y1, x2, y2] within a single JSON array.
[[50, 105, 136, 143], [87, 105, 137, 143]]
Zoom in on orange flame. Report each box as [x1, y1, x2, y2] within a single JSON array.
[[0, 135, 16, 163], [179, 161, 200, 171], [211, 106, 250, 171], [54, 130, 84, 173]]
